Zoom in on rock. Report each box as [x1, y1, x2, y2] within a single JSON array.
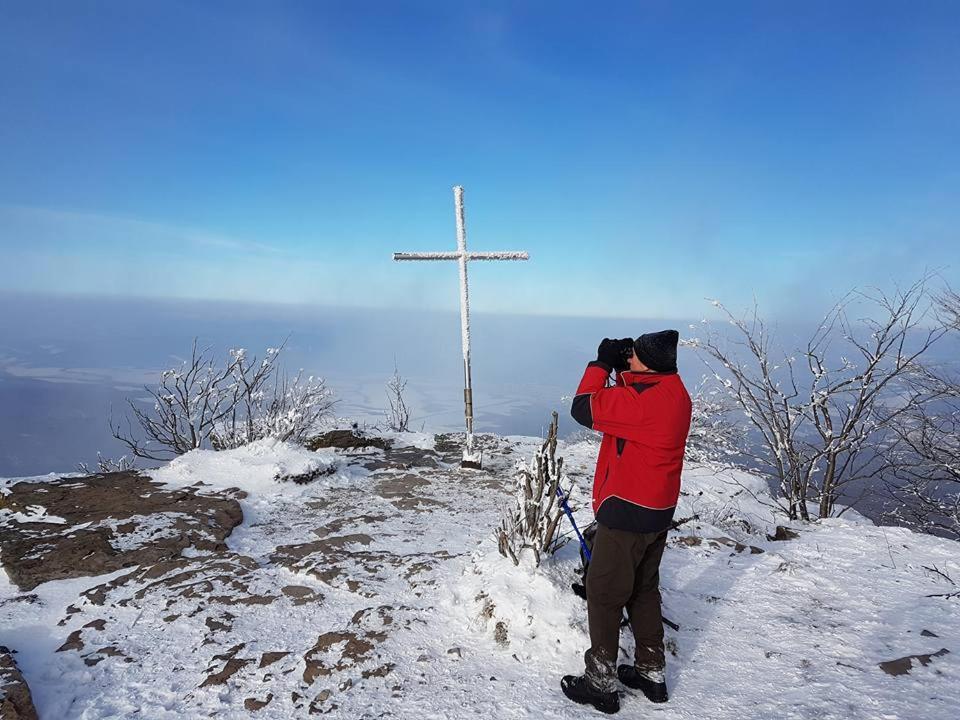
[[433, 434, 463, 455], [276, 464, 337, 484], [282, 585, 323, 606], [675, 535, 764, 554], [56, 630, 85, 653], [82, 646, 127, 667], [307, 430, 392, 451], [259, 652, 289, 669], [244, 694, 273, 711], [90, 552, 277, 609], [201, 657, 253, 687], [493, 621, 509, 648], [878, 648, 950, 676], [205, 612, 235, 633], [307, 430, 450, 472], [0, 472, 243, 591], [361, 663, 395, 679], [920, 629, 938, 638], [374, 475, 445, 511], [303, 629, 385, 685], [767, 526, 800, 542], [0, 647, 38, 720]]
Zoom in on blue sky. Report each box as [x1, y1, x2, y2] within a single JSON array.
[[1, 1, 957, 319]]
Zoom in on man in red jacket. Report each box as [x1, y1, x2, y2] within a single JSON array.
[[561, 330, 691, 715]]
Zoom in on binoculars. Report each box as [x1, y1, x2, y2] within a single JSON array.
[[616, 337, 636, 360]]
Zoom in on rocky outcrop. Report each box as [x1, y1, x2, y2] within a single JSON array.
[[0, 471, 243, 591], [879, 648, 950, 676], [0, 434, 526, 718], [0, 647, 38, 720]]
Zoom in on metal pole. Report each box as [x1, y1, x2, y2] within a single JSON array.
[[557, 485, 592, 562], [453, 185, 474, 449]]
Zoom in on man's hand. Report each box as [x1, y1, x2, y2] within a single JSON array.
[[597, 338, 630, 371]]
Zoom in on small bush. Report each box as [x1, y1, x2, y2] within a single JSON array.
[[496, 411, 573, 567], [384, 366, 411, 432], [112, 340, 335, 460]]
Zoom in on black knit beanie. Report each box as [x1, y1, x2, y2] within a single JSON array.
[[633, 330, 679, 373]]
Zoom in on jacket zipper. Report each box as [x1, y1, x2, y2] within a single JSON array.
[[597, 465, 610, 496]]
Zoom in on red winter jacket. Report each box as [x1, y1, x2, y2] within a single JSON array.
[[571, 362, 692, 533]]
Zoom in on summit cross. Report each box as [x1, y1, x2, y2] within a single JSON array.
[[393, 185, 529, 468]]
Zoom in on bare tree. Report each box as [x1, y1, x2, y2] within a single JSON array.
[[112, 340, 335, 460], [884, 289, 960, 538], [802, 282, 944, 517], [886, 379, 960, 538], [212, 350, 335, 449], [686, 302, 810, 519], [384, 365, 411, 432], [496, 412, 571, 567], [687, 277, 944, 521], [685, 376, 747, 466], [938, 287, 960, 328]]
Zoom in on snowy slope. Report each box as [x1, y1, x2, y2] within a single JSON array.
[[1, 432, 958, 719]]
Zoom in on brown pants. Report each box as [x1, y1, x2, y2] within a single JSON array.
[[584, 523, 667, 689]]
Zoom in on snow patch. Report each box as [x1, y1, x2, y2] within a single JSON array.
[[2, 504, 67, 524], [151, 438, 342, 494]]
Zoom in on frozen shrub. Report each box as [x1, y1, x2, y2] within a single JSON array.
[[384, 366, 411, 432], [496, 412, 572, 567], [76, 453, 136, 474], [112, 340, 336, 460]]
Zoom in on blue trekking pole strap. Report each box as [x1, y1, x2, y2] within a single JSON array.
[[556, 485, 591, 563]]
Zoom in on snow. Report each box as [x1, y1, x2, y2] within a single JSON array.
[[151, 438, 341, 495], [100, 513, 193, 551], [0, 568, 133, 718], [3, 505, 67, 524], [1, 433, 958, 719]]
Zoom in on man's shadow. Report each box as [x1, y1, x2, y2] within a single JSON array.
[[651, 529, 771, 689]]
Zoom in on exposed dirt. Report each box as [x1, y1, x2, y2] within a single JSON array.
[[0, 471, 243, 591], [0, 647, 38, 720]]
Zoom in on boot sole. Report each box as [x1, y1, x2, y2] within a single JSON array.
[[561, 681, 620, 714], [562, 694, 620, 715]]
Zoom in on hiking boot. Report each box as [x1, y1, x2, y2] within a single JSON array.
[[617, 665, 668, 703], [561, 675, 620, 714]]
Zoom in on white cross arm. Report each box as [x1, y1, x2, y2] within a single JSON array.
[[393, 251, 529, 261]]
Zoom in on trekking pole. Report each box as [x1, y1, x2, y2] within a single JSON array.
[[557, 485, 591, 563]]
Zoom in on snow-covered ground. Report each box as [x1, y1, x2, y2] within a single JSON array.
[[1, 432, 958, 719]]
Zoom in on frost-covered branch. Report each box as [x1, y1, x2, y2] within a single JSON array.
[[686, 276, 944, 522], [495, 412, 571, 567], [77, 453, 136, 474], [802, 278, 944, 517], [384, 366, 412, 432], [111, 339, 336, 460], [884, 328, 960, 539], [685, 376, 747, 466]]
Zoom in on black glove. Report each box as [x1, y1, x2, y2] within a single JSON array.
[[597, 338, 634, 372], [597, 338, 623, 370]]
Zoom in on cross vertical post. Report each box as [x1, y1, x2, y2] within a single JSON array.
[[453, 185, 474, 445], [393, 185, 529, 469]]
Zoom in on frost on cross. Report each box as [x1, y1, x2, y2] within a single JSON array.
[[393, 185, 529, 469]]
